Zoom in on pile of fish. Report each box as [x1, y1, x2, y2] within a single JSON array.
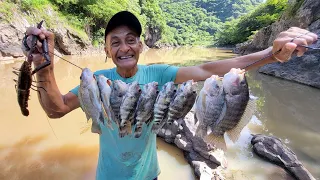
[[78, 67, 249, 139], [78, 68, 198, 138], [195, 68, 249, 139]]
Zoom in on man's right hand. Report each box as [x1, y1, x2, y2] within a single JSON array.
[[24, 26, 55, 74]]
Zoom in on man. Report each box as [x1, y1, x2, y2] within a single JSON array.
[[25, 11, 317, 180]]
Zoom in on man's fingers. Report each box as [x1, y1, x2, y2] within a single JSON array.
[[26, 27, 42, 36], [274, 42, 297, 62]]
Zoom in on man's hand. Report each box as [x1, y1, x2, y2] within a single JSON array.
[[23, 26, 55, 74], [272, 27, 318, 62]]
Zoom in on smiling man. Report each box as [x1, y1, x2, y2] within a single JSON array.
[[25, 11, 318, 180]]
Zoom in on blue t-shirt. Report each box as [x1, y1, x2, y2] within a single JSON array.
[[70, 64, 179, 180]]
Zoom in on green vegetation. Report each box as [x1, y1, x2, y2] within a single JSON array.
[[214, 0, 288, 46], [1, 0, 294, 47]]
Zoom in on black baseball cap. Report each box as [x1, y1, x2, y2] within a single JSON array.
[[104, 11, 142, 42]]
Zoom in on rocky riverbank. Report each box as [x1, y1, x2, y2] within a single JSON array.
[[234, 0, 320, 89]]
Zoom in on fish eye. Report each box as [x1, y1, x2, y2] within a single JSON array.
[[80, 75, 82, 80]]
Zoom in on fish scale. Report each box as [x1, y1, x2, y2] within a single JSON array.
[[166, 80, 197, 125], [110, 80, 129, 126], [78, 68, 104, 134], [152, 82, 177, 133], [195, 75, 226, 138], [210, 68, 249, 136], [134, 81, 159, 138], [119, 81, 142, 137], [97, 75, 113, 129]]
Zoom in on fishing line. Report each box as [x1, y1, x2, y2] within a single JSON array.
[[48, 51, 84, 70]]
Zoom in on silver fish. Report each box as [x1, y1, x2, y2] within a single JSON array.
[[110, 80, 128, 126], [166, 80, 197, 126], [134, 81, 159, 138], [97, 75, 113, 129], [211, 68, 249, 135], [119, 81, 142, 137], [195, 75, 226, 137], [152, 81, 177, 133], [78, 68, 104, 134]]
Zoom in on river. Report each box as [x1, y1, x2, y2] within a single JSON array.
[[0, 47, 319, 179]]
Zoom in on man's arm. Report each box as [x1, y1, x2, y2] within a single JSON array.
[[175, 27, 318, 84], [26, 27, 80, 118]]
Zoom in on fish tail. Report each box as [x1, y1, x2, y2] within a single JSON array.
[[91, 121, 102, 135], [119, 120, 131, 138], [205, 133, 227, 151], [134, 123, 143, 138], [195, 124, 207, 138]]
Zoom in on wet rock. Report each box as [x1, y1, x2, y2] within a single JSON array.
[[251, 134, 316, 180], [157, 112, 227, 179]]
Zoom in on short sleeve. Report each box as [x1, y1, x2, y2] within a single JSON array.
[[149, 64, 179, 86], [69, 85, 79, 96]]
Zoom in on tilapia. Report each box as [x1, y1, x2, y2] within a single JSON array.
[[119, 81, 142, 137], [134, 82, 159, 138], [97, 75, 113, 129], [195, 75, 226, 138], [78, 68, 104, 134], [110, 80, 129, 126], [166, 80, 197, 126], [211, 68, 249, 135], [152, 81, 177, 133]]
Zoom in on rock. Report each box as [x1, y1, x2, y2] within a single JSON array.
[[251, 134, 316, 180], [144, 25, 162, 48], [235, 0, 320, 89], [157, 111, 228, 179]]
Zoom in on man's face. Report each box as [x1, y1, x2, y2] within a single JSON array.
[[105, 25, 143, 70]]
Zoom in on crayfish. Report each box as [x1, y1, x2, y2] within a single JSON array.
[[13, 20, 49, 116]]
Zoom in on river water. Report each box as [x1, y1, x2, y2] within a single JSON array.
[[0, 47, 319, 180]]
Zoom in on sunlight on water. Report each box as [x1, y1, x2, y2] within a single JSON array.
[[0, 47, 319, 179]]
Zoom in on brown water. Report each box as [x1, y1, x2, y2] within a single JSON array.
[[0, 47, 319, 179]]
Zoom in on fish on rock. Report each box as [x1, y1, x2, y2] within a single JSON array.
[[134, 81, 159, 138], [195, 75, 226, 138], [166, 80, 197, 126], [110, 80, 129, 126], [210, 68, 249, 136], [119, 81, 142, 137], [78, 68, 104, 134], [97, 75, 113, 129], [152, 81, 177, 133]]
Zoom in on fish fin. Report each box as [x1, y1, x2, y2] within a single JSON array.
[[226, 97, 257, 143], [80, 121, 91, 135], [99, 111, 105, 125], [205, 134, 227, 151], [127, 121, 132, 135], [194, 113, 199, 124], [211, 102, 227, 130], [91, 121, 102, 135]]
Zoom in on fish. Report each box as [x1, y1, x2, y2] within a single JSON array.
[[110, 80, 129, 126], [210, 68, 249, 136], [166, 80, 197, 126], [195, 75, 226, 138], [152, 81, 177, 133], [78, 68, 104, 134], [133, 81, 159, 138], [97, 75, 113, 129], [119, 81, 142, 137]]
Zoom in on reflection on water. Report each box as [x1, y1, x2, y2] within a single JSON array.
[[0, 47, 319, 179]]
